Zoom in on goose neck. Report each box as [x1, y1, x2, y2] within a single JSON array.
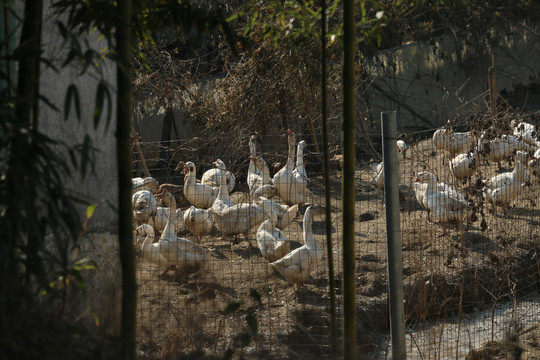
[[218, 174, 229, 198], [161, 194, 177, 239], [303, 208, 316, 248], [296, 144, 305, 170], [286, 141, 296, 168]]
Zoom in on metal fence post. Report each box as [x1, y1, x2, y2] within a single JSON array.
[[382, 111, 406, 359]]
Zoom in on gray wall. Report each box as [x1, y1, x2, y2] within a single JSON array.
[[35, 0, 121, 336], [365, 23, 540, 133]]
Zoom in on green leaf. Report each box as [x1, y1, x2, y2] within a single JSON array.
[[226, 13, 239, 22], [92, 310, 100, 327], [64, 84, 81, 121], [86, 203, 97, 220]]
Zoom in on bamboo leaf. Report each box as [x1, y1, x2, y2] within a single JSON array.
[[86, 203, 97, 220], [80, 135, 91, 178], [93, 81, 112, 130], [64, 84, 81, 121]]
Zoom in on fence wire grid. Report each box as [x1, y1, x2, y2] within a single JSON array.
[[132, 113, 540, 359]]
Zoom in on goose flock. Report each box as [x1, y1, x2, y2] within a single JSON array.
[[406, 120, 539, 230], [132, 129, 320, 287], [133, 120, 539, 285]]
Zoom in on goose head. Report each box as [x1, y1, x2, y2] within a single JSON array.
[[249, 135, 258, 155], [142, 177, 159, 193], [287, 129, 296, 147], [183, 161, 196, 176], [174, 161, 185, 172], [214, 159, 227, 171], [415, 171, 437, 184], [397, 140, 408, 160], [515, 150, 531, 166], [251, 156, 268, 172], [135, 224, 155, 244]]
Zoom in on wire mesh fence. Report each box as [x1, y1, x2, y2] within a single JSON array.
[[132, 111, 540, 359]]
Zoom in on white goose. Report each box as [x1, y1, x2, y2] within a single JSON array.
[[132, 176, 160, 194], [201, 159, 236, 194], [148, 207, 183, 234], [432, 128, 473, 158], [183, 205, 214, 244], [256, 197, 291, 262], [157, 190, 211, 276], [181, 161, 219, 209], [135, 224, 170, 269], [132, 190, 158, 225], [512, 120, 540, 148], [449, 151, 478, 184], [415, 171, 469, 224], [247, 135, 272, 195], [209, 196, 277, 246], [483, 151, 531, 189], [372, 140, 408, 197], [412, 179, 465, 212], [270, 205, 324, 287], [528, 156, 540, 180], [272, 129, 309, 206], [477, 133, 536, 168], [211, 170, 234, 214], [483, 151, 532, 215]]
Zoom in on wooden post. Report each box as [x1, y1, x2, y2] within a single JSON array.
[[132, 132, 151, 178]]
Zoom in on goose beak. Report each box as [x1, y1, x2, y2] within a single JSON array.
[[414, 177, 420, 182], [183, 164, 189, 175]]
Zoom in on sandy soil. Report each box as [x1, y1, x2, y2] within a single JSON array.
[[135, 137, 540, 359]]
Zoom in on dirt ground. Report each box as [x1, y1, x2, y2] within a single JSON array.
[[135, 136, 540, 359]]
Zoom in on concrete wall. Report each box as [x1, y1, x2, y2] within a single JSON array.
[[36, 0, 121, 337], [364, 23, 540, 133]]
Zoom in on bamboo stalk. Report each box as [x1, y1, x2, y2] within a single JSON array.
[[116, 0, 136, 358], [342, 0, 357, 358], [321, 0, 338, 356]]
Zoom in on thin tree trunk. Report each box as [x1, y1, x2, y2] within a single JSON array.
[[342, 0, 357, 358], [116, 0, 136, 358], [11, 0, 43, 286], [320, 0, 338, 356]]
